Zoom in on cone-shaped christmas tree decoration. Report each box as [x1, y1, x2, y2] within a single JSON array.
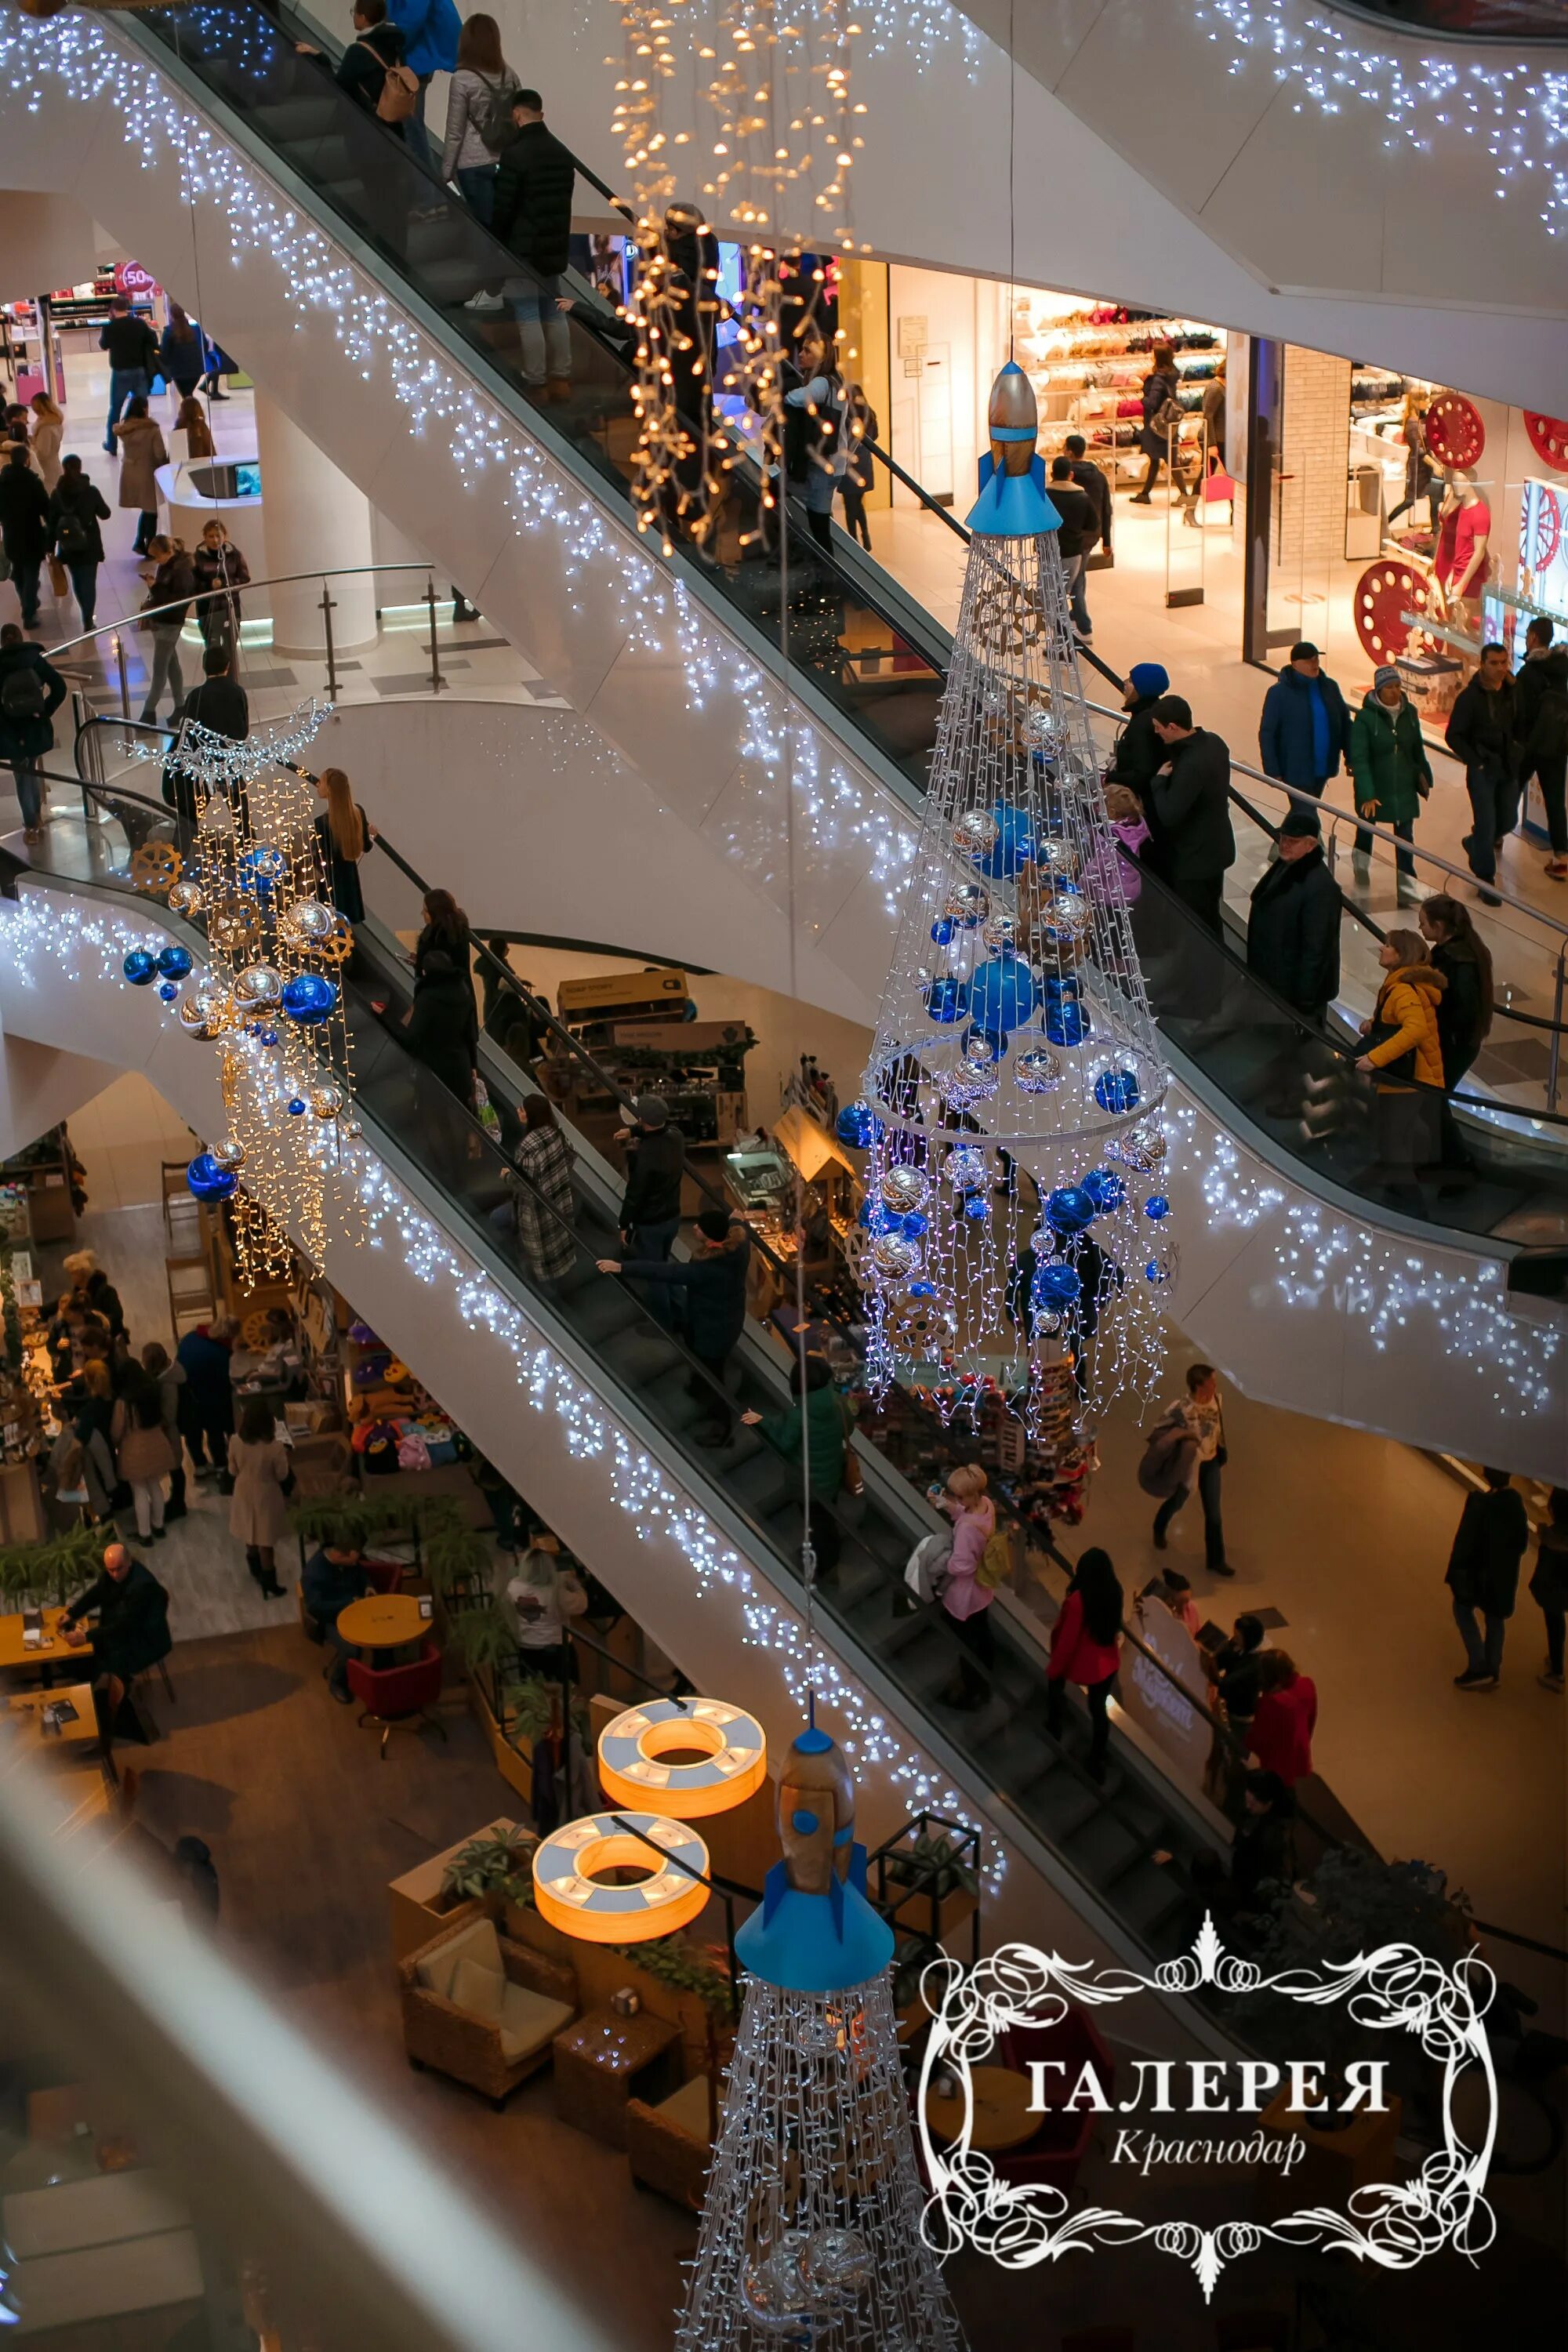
[[673, 1724, 965, 2352], [848, 363, 1173, 1435]]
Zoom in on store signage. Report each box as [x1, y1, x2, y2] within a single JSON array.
[[916, 1921, 1495, 2300], [113, 260, 156, 297]]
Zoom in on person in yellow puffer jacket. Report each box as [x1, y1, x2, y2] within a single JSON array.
[[1355, 927, 1447, 1191]]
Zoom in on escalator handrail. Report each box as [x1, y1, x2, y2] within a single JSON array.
[[42, 561, 440, 670]]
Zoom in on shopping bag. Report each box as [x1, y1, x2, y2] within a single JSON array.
[[48, 557, 69, 600], [1203, 469, 1237, 504]]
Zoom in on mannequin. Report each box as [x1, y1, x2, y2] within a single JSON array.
[[1433, 471, 1492, 614]]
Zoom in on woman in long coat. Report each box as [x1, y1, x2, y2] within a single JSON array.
[[227, 1396, 290, 1596]]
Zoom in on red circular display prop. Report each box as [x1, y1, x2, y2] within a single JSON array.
[[1525, 412, 1568, 474], [1526, 487, 1562, 575], [1424, 392, 1485, 473], [1354, 561, 1432, 665], [114, 260, 156, 296]]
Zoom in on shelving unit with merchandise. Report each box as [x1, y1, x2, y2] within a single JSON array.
[[1007, 291, 1225, 499]]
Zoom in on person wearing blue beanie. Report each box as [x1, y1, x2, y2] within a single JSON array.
[[1107, 663, 1174, 861]]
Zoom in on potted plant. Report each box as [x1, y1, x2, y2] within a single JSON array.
[[884, 1829, 979, 1941], [439, 1824, 538, 1916], [1245, 1847, 1472, 2216]]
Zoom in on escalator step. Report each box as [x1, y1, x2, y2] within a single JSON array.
[[1061, 1809, 1144, 1886], [1113, 1864, 1191, 1951], [599, 1329, 685, 1391], [1018, 1773, 1102, 1846], [566, 1288, 644, 1345]]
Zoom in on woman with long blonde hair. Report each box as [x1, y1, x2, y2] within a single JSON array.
[[28, 390, 64, 492], [314, 766, 374, 924]]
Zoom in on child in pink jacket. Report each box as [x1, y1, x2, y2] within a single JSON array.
[[937, 1464, 997, 1711]]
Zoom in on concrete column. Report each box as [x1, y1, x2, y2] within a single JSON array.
[[252, 392, 378, 655]]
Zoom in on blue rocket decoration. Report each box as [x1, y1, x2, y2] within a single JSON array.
[[966, 360, 1061, 538], [735, 1722, 894, 1993]]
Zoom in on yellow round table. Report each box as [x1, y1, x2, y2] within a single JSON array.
[[335, 1593, 428, 1651], [924, 2064, 1038, 2153]]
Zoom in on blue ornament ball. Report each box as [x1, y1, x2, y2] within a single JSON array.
[[287, 1098, 307, 1116], [901, 1212, 929, 1241], [123, 949, 158, 987], [1145, 1255, 1174, 1285], [1083, 1167, 1127, 1214], [157, 945, 193, 980], [1044, 999, 1091, 1050], [909, 1280, 938, 1299], [1145, 1195, 1171, 1221], [930, 918, 956, 947], [856, 1197, 899, 1234], [187, 1152, 238, 1203], [924, 975, 969, 1025], [281, 972, 338, 1026], [1033, 1261, 1083, 1307], [836, 1098, 885, 1149], [157, 981, 179, 1004], [1093, 1065, 1142, 1116], [967, 956, 1037, 1038], [1044, 1184, 1097, 1236], [962, 1192, 991, 1221], [975, 802, 1036, 880], [261, 1029, 279, 1047]]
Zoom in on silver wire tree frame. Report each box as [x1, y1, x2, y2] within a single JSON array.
[[674, 1970, 967, 2352], [856, 523, 1173, 1430]]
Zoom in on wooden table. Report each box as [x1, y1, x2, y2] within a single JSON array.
[[552, 2009, 684, 2148], [5, 1683, 100, 1763], [923, 2063, 1039, 2153], [0, 1606, 91, 1675], [336, 1593, 429, 1651]]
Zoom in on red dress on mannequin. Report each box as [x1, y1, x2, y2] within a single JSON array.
[[1434, 495, 1491, 597]]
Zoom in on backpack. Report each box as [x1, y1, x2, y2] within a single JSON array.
[[54, 503, 89, 557], [975, 1526, 1014, 1591], [360, 42, 419, 123], [0, 663, 45, 722], [476, 68, 519, 154]]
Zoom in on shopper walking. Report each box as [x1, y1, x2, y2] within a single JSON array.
[[494, 90, 576, 397], [1245, 804, 1340, 1023], [0, 443, 51, 628], [27, 393, 64, 494], [840, 387, 877, 550], [1150, 1361, 1231, 1577], [198, 334, 234, 401], [114, 397, 168, 557], [176, 1316, 238, 1486], [739, 1354, 850, 1578], [1258, 642, 1354, 804], [1531, 1486, 1568, 1693], [1200, 359, 1226, 473], [929, 1465, 997, 1711], [191, 517, 250, 650], [1047, 453, 1098, 642], [1446, 642, 1519, 903], [1417, 895, 1494, 1091], [1149, 697, 1236, 935], [441, 12, 518, 228], [1063, 432, 1111, 556], [314, 767, 374, 923], [110, 1370, 177, 1544], [1247, 1652, 1316, 1786], [1129, 344, 1181, 503], [99, 295, 158, 448], [1446, 1465, 1527, 1690], [140, 1340, 187, 1522], [0, 622, 66, 840], [1349, 664, 1432, 898], [137, 534, 195, 722], [1354, 929, 1446, 1194], [618, 1094, 686, 1261], [599, 1209, 751, 1441], [501, 1094, 578, 1287], [227, 1396, 290, 1596], [1513, 616, 1568, 881], [1044, 1545, 1123, 1780], [47, 455, 111, 633], [1385, 392, 1437, 537], [158, 303, 205, 405]]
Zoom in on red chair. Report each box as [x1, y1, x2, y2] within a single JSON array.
[[988, 2005, 1118, 2194], [363, 1559, 404, 1595], [346, 1639, 447, 1759]]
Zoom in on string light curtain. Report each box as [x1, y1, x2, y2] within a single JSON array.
[[849, 365, 1172, 1439]]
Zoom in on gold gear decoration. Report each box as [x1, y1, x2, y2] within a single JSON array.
[[129, 840, 183, 897]]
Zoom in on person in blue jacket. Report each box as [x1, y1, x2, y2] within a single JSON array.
[[387, 0, 460, 89], [1258, 641, 1353, 801]]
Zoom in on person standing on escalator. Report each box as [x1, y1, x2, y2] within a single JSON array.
[[494, 90, 577, 401], [1149, 696, 1236, 944], [618, 1095, 685, 1263], [782, 335, 847, 554], [334, 0, 412, 136]]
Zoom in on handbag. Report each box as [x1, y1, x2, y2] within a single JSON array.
[[1203, 469, 1237, 503], [1362, 1018, 1416, 1083], [48, 556, 69, 600]]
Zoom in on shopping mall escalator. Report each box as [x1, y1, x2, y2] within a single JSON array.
[[14, 760, 1232, 1968]]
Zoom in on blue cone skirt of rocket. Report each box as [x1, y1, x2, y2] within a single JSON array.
[[735, 1724, 895, 1993], [967, 358, 1062, 538]]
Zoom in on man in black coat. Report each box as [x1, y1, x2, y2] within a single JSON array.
[[494, 91, 576, 397], [0, 621, 67, 839], [1149, 696, 1236, 935], [1513, 615, 1568, 880], [1245, 805, 1341, 1022], [618, 1094, 686, 1260], [61, 1541, 172, 1740], [600, 1210, 751, 1440], [1446, 642, 1519, 901], [163, 645, 250, 839], [0, 445, 52, 629], [1446, 1465, 1528, 1690], [1062, 433, 1110, 554], [1047, 454, 1099, 643]]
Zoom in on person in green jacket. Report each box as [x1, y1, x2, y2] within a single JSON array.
[[1350, 666, 1432, 903], [742, 1354, 850, 1574]]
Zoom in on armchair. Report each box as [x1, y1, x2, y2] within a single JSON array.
[[347, 1638, 446, 1758], [399, 1915, 578, 2109]]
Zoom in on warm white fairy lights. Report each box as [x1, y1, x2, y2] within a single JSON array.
[[1196, 1, 1568, 232], [0, 13, 913, 916], [0, 883, 1000, 1888]]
